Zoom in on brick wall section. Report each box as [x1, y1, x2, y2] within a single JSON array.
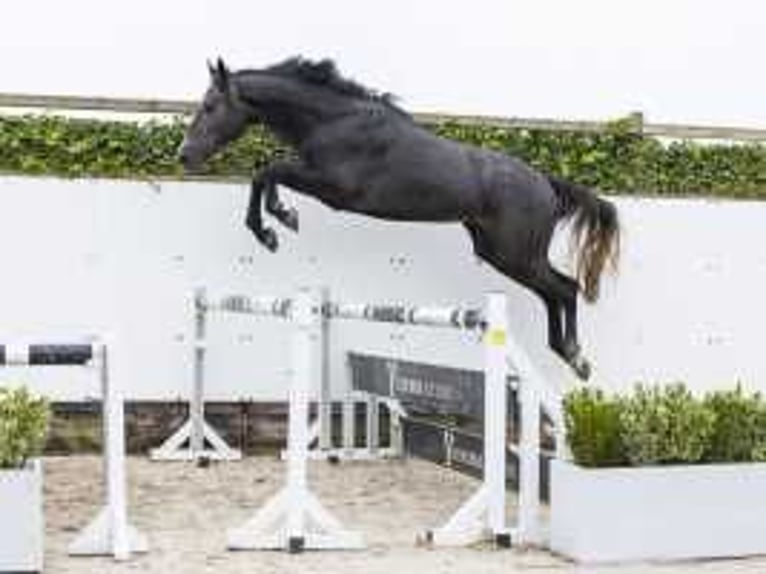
[[47, 401, 292, 455], [46, 401, 383, 455]]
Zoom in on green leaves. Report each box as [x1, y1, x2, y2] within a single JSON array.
[[432, 119, 766, 198], [0, 113, 764, 199], [564, 383, 766, 468], [620, 383, 715, 466], [563, 387, 628, 468], [0, 114, 286, 180], [0, 386, 50, 469], [703, 385, 766, 463]]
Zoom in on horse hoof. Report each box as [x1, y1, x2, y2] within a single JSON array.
[[282, 208, 299, 232], [258, 228, 279, 252], [572, 355, 592, 381]]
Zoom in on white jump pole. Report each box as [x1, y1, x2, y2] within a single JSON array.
[[286, 287, 313, 548], [318, 287, 333, 452], [504, 334, 546, 546], [227, 288, 364, 552], [67, 338, 149, 560], [190, 289, 206, 456], [427, 292, 511, 547]]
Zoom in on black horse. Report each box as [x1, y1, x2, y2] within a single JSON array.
[[179, 57, 620, 380]]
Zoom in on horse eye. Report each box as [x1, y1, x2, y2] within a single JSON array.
[[202, 102, 215, 113]]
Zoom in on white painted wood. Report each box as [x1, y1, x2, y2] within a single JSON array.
[[2, 177, 764, 402], [226, 290, 364, 552], [0, 459, 44, 572], [428, 293, 512, 547], [68, 341, 148, 559], [551, 459, 766, 563], [150, 289, 241, 462]]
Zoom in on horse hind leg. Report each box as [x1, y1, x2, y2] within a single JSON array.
[[523, 264, 590, 380], [464, 220, 591, 380], [465, 221, 565, 357]]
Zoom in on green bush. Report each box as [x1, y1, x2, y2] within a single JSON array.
[[563, 382, 766, 468], [563, 387, 628, 468], [0, 386, 50, 469], [619, 383, 715, 465], [703, 386, 766, 463], [1, 113, 765, 199]]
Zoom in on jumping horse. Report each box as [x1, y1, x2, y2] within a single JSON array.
[[179, 57, 620, 380]]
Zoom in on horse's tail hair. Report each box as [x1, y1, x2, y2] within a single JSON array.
[[548, 175, 620, 303]]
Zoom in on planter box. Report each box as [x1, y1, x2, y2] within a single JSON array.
[[0, 459, 44, 573], [550, 458, 766, 564]]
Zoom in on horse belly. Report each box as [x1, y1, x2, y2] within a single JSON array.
[[351, 143, 480, 221]]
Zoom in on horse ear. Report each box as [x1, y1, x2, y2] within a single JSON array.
[[216, 58, 230, 92], [210, 57, 230, 93]]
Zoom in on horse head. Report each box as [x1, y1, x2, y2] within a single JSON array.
[[179, 58, 252, 172]]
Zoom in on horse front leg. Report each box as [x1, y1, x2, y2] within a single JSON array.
[[245, 172, 279, 252], [246, 161, 342, 250], [265, 183, 299, 232]]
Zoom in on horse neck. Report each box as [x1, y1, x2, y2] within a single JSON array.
[[235, 73, 350, 146]]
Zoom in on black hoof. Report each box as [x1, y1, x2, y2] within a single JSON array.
[[280, 208, 299, 232], [571, 355, 592, 381], [257, 228, 279, 252]]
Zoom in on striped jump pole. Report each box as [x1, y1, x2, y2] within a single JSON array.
[[0, 340, 148, 561], [326, 301, 485, 330]]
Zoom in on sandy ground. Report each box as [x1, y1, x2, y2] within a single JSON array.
[[43, 456, 766, 574]]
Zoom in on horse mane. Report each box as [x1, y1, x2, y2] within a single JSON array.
[[259, 57, 403, 110]]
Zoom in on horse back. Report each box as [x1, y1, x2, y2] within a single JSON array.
[[298, 109, 555, 222]]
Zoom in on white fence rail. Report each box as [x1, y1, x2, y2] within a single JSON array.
[[1, 93, 764, 142]]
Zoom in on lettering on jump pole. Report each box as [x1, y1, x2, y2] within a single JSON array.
[[347, 352, 515, 419]]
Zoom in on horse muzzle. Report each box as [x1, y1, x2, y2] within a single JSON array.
[[178, 141, 204, 173]]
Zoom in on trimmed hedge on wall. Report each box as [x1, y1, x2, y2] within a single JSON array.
[[564, 384, 766, 468], [1, 114, 764, 198]]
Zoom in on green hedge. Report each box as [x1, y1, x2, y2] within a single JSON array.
[[1, 114, 765, 198], [564, 384, 766, 468], [0, 386, 50, 469]]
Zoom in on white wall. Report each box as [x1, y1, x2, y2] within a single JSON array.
[[1, 0, 764, 127], [0, 176, 763, 401]]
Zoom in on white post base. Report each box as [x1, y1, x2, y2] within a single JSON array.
[[150, 419, 242, 462], [68, 507, 149, 560], [426, 484, 512, 547], [227, 487, 365, 552]]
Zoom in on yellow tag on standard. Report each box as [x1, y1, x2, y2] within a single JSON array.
[[485, 329, 507, 346]]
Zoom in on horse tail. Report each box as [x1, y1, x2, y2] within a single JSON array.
[[548, 175, 620, 303]]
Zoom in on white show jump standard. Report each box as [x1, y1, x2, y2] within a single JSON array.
[[0, 341, 148, 561], [150, 289, 242, 462], [224, 289, 365, 553], [330, 293, 517, 548], [203, 290, 416, 463], [209, 288, 539, 551]]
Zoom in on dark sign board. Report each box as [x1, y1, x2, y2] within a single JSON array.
[[402, 417, 550, 502], [347, 352, 517, 420]]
